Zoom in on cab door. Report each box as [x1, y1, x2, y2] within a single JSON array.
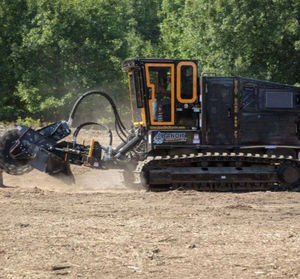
[[145, 63, 175, 126]]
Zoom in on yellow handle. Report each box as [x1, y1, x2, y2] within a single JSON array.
[[88, 138, 95, 158]]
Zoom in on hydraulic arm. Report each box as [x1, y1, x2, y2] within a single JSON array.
[[0, 90, 144, 177]]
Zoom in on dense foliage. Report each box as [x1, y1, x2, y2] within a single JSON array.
[[0, 0, 299, 121]]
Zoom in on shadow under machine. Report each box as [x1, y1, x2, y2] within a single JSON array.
[[1, 58, 300, 191]]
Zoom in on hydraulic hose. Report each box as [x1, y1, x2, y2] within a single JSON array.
[[67, 90, 128, 142], [72, 122, 112, 147]]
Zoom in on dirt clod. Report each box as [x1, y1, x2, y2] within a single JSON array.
[[51, 265, 71, 271]]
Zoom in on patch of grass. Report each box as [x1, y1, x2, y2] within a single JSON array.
[[16, 117, 41, 128]]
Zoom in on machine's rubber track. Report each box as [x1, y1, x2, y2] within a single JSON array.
[[131, 152, 300, 192]]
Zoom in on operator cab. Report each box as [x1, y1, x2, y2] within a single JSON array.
[[123, 58, 300, 150], [123, 58, 200, 130]]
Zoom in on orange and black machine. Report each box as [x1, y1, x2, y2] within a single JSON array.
[[1, 58, 300, 191]]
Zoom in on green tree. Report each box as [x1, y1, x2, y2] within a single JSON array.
[[126, 0, 163, 57], [1, 0, 300, 123], [160, 0, 300, 84], [11, 0, 134, 121], [0, 0, 30, 119]]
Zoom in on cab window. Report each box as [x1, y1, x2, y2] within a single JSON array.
[[129, 70, 143, 108], [177, 62, 197, 103], [128, 70, 144, 123]]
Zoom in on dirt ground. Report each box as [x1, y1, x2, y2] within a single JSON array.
[[0, 167, 299, 279], [0, 128, 300, 278]]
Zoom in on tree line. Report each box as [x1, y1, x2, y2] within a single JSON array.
[[0, 0, 299, 122]]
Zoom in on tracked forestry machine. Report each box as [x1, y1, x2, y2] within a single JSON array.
[[1, 58, 300, 191]]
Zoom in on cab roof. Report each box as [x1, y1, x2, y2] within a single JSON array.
[[122, 58, 198, 71]]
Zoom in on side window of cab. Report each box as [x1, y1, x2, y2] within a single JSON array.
[[177, 61, 197, 103]]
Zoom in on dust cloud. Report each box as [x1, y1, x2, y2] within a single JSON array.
[[3, 166, 131, 193], [1, 126, 132, 194]]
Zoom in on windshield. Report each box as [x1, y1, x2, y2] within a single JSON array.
[[128, 69, 144, 123]]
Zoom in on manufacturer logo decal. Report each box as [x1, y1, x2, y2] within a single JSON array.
[[153, 132, 165, 144], [153, 132, 187, 144]]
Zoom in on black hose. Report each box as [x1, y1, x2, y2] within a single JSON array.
[[67, 90, 128, 141], [115, 121, 127, 143], [72, 122, 112, 146]]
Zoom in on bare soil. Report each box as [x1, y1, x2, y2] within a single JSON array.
[[0, 128, 300, 278]]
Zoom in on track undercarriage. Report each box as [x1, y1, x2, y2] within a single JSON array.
[[128, 152, 300, 192]]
